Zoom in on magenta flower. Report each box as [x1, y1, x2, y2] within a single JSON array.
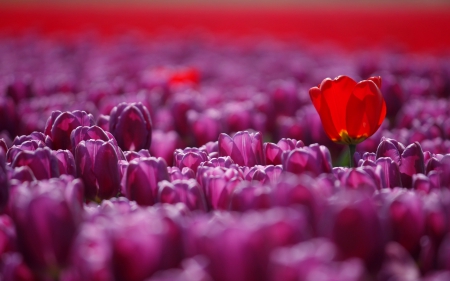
[[11, 147, 59, 180], [158, 179, 207, 211], [174, 147, 209, 173], [264, 138, 304, 165], [75, 139, 121, 201], [109, 102, 153, 151], [218, 131, 264, 167], [44, 110, 95, 150], [124, 157, 169, 206]]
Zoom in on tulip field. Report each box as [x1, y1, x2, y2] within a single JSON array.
[[1, 31, 450, 281]]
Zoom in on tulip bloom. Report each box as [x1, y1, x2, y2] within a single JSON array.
[[309, 76, 386, 145]]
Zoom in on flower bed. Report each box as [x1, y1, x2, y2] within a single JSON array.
[[0, 32, 450, 280]]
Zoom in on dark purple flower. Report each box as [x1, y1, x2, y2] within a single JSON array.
[[44, 110, 95, 150], [399, 142, 425, 188], [229, 181, 273, 212], [218, 131, 264, 167], [109, 102, 153, 151], [0, 253, 36, 281], [6, 140, 46, 163], [387, 191, 425, 255], [150, 130, 182, 166], [12, 131, 52, 148], [75, 139, 121, 201], [282, 144, 332, 177], [174, 148, 209, 173], [123, 149, 151, 162], [124, 157, 169, 206], [375, 157, 402, 188], [11, 147, 59, 180], [199, 156, 234, 168], [168, 167, 196, 181], [11, 178, 82, 277], [53, 150, 76, 177], [198, 166, 242, 210], [96, 114, 110, 132], [70, 125, 110, 150], [188, 109, 222, 146], [158, 179, 207, 211], [377, 242, 420, 281], [264, 138, 304, 165]]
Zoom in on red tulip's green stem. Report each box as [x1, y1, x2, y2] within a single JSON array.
[[349, 144, 356, 168]]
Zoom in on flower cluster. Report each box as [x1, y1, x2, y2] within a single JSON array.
[[0, 33, 450, 280]]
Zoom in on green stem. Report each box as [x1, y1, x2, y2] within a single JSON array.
[[349, 144, 356, 168]]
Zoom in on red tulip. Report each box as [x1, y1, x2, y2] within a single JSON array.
[[309, 75, 386, 145]]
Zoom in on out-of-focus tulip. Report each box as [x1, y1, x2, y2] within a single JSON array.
[[339, 167, 381, 193], [150, 130, 182, 166], [229, 181, 273, 212], [0, 146, 8, 211], [377, 242, 420, 281], [12, 178, 82, 278], [11, 147, 59, 180], [146, 257, 213, 281], [6, 140, 46, 163], [123, 149, 151, 162], [264, 138, 304, 165], [242, 165, 283, 184], [158, 179, 207, 211], [174, 148, 209, 173], [387, 191, 425, 255], [309, 75, 386, 145], [12, 131, 52, 148], [0, 215, 15, 256], [218, 131, 264, 167], [44, 110, 95, 150], [1, 253, 36, 281], [199, 156, 235, 169], [375, 157, 402, 188], [124, 157, 169, 206], [109, 102, 153, 151], [75, 140, 121, 201], [188, 109, 222, 146], [96, 114, 110, 132]]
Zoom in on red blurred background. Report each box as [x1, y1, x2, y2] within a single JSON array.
[[1, 0, 450, 52]]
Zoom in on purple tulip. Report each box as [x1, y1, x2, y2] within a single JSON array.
[[324, 191, 384, 270], [174, 148, 209, 173], [387, 191, 425, 255], [6, 139, 46, 163], [11, 147, 59, 180], [376, 137, 406, 165], [109, 102, 153, 151], [70, 125, 111, 149], [243, 165, 283, 184], [199, 156, 234, 168], [53, 149, 76, 177], [229, 181, 273, 211], [75, 139, 121, 201], [0, 138, 8, 153], [96, 114, 110, 132], [377, 242, 420, 281], [0, 215, 15, 256], [150, 130, 182, 166], [158, 179, 207, 211], [399, 142, 426, 188], [423, 191, 449, 247], [218, 131, 264, 167], [44, 110, 95, 150], [124, 157, 169, 206], [168, 167, 196, 181], [264, 138, 304, 165], [282, 144, 332, 177], [11, 178, 82, 277], [375, 157, 402, 188], [65, 223, 113, 281], [188, 109, 222, 146], [146, 257, 212, 281], [0, 146, 8, 210], [12, 131, 52, 148], [199, 166, 242, 210]]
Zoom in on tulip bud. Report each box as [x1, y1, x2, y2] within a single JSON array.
[[6, 140, 45, 163], [44, 110, 95, 150], [70, 125, 110, 149], [264, 138, 304, 165], [174, 148, 209, 173], [12, 178, 82, 277], [399, 142, 425, 188], [75, 140, 121, 201], [218, 131, 264, 167], [229, 181, 273, 211], [53, 150, 76, 177], [200, 166, 242, 210], [375, 157, 402, 188], [282, 147, 325, 177], [150, 130, 182, 166], [109, 102, 153, 151], [158, 179, 207, 211], [168, 167, 195, 181], [11, 147, 59, 180], [124, 157, 169, 206], [96, 114, 110, 132]]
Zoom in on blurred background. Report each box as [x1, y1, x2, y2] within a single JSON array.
[[1, 0, 450, 52]]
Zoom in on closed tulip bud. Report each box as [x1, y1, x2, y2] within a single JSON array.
[[109, 102, 153, 151], [218, 131, 264, 167], [264, 138, 304, 165], [75, 140, 121, 201], [388, 191, 425, 255], [174, 148, 209, 173], [12, 179, 82, 277], [399, 142, 425, 188], [53, 150, 76, 177], [150, 130, 182, 165], [158, 179, 207, 211], [124, 157, 169, 206], [12, 131, 49, 147], [376, 157, 402, 188], [282, 147, 325, 177], [6, 140, 45, 163], [376, 138, 405, 165], [67, 223, 113, 281], [229, 181, 273, 211], [168, 167, 195, 181], [70, 125, 110, 150], [11, 147, 59, 180], [200, 166, 242, 210], [244, 165, 283, 184], [44, 110, 95, 150]]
